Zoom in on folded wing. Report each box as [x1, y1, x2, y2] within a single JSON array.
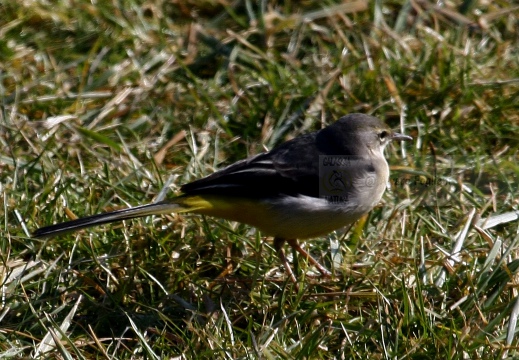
[[181, 133, 322, 198]]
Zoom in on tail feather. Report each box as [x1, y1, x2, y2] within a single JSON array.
[[33, 200, 184, 239]]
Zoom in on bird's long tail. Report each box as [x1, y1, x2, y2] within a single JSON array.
[[33, 198, 191, 239]]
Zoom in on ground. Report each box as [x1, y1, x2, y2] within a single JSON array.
[[1, 1, 519, 358]]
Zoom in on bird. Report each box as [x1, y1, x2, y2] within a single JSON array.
[[33, 113, 412, 284]]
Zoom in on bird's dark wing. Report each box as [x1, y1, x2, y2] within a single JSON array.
[[180, 133, 323, 198]]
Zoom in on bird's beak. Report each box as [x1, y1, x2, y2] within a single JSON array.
[[392, 132, 413, 142]]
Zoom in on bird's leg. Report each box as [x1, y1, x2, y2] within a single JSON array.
[[273, 237, 298, 286], [286, 239, 332, 277]]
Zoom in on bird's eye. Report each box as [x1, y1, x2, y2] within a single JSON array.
[[379, 131, 389, 140]]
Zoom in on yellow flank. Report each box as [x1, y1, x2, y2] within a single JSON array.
[[175, 195, 217, 213], [177, 195, 274, 229], [174, 194, 359, 240]]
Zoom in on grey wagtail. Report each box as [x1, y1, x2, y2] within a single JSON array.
[[33, 113, 412, 284]]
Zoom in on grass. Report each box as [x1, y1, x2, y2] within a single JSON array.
[[1, 0, 519, 358]]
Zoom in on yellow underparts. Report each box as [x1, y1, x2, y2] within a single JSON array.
[[175, 194, 275, 231], [174, 194, 354, 240]]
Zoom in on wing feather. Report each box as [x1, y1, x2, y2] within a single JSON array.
[[181, 133, 321, 198]]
